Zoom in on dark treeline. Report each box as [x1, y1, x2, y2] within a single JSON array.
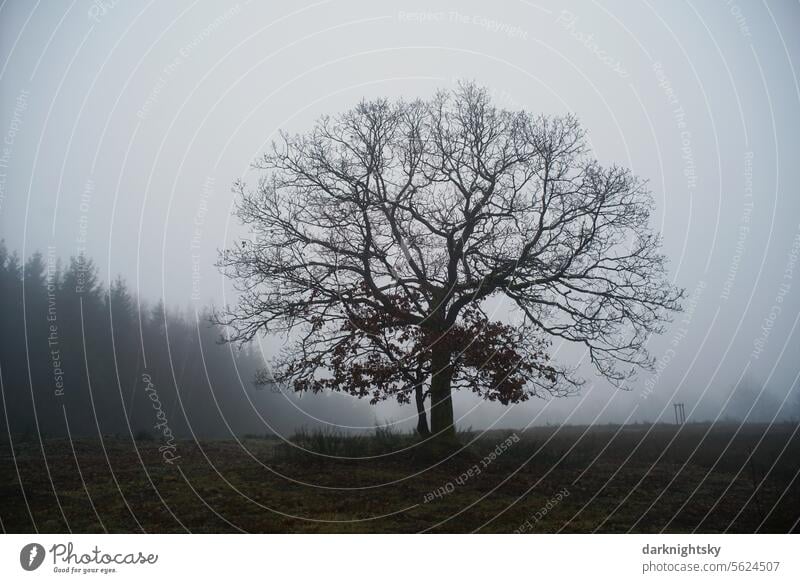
[[0, 242, 374, 441]]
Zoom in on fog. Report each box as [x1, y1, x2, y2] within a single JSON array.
[[1, 0, 799, 437]]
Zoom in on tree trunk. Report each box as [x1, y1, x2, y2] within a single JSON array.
[[429, 344, 455, 439], [414, 382, 430, 437]]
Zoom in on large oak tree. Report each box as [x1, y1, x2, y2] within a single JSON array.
[[217, 83, 682, 441]]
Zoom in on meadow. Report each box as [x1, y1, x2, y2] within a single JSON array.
[[1, 422, 797, 533]]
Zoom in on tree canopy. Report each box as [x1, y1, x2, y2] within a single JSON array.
[[218, 82, 683, 439]]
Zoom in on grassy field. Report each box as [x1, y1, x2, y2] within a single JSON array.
[[1, 422, 798, 533]]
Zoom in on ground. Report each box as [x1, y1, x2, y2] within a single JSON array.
[[1, 422, 798, 533]]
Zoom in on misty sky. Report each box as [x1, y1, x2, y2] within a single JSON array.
[[1, 0, 799, 431]]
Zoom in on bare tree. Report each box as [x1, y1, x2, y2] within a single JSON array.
[[217, 83, 683, 442]]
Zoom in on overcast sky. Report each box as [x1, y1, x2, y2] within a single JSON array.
[[1, 0, 799, 430]]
